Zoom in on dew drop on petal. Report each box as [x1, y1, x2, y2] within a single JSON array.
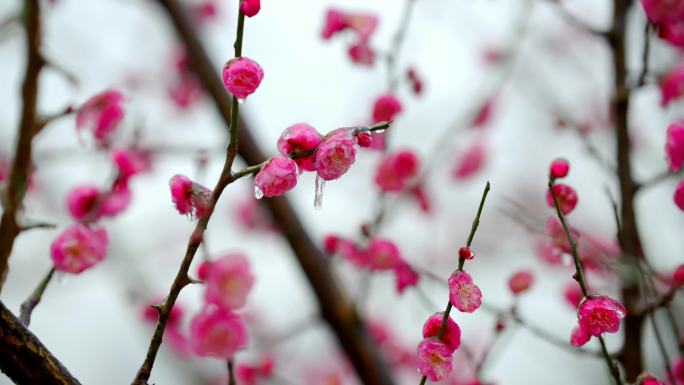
[[254, 185, 264, 200], [314, 174, 326, 210]]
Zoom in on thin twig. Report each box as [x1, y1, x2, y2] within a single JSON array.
[[418, 182, 490, 385], [549, 180, 622, 385], [227, 360, 236, 385], [18, 267, 55, 326]]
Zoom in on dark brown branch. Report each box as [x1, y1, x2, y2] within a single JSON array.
[[609, 0, 646, 380], [0, 0, 44, 292], [150, 1, 396, 385], [0, 300, 81, 385]]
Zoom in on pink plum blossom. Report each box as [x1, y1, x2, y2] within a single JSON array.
[[222, 57, 264, 100], [321, 9, 377, 41], [372, 94, 402, 123], [356, 131, 373, 147], [577, 296, 626, 337], [374, 149, 419, 192], [394, 262, 419, 294], [189, 306, 248, 358], [674, 179, 684, 211], [550, 158, 570, 179], [314, 128, 357, 181], [570, 325, 591, 347], [407, 67, 423, 95], [448, 271, 482, 313], [234, 197, 275, 232], [254, 156, 299, 198], [50, 224, 108, 274], [204, 253, 254, 310], [422, 312, 461, 352], [547, 183, 578, 215], [99, 181, 132, 218], [636, 372, 666, 385], [276, 123, 322, 172], [508, 270, 534, 295], [111, 148, 151, 180], [471, 98, 496, 128], [660, 64, 684, 107], [241, 0, 260, 17], [169, 174, 212, 220], [641, 0, 684, 23], [237, 356, 275, 385], [67, 185, 101, 222], [76, 89, 125, 147], [364, 237, 402, 270], [673, 357, 684, 384], [666, 121, 684, 172], [673, 264, 684, 288], [658, 20, 684, 47], [348, 41, 376, 66], [452, 141, 486, 180], [564, 283, 584, 309], [417, 338, 453, 381]]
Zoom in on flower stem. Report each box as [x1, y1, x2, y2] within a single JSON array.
[[18, 267, 55, 326], [419, 181, 490, 385], [548, 179, 622, 385]]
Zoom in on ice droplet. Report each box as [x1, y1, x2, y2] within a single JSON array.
[[314, 174, 326, 210], [254, 185, 264, 200], [56, 271, 69, 285], [237, 98, 245, 105]]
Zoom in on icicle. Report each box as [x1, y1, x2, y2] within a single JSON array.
[[314, 174, 326, 210], [254, 185, 264, 199]]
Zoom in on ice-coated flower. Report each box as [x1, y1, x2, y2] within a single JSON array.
[[636, 372, 666, 385], [189, 306, 248, 358], [364, 237, 402, 270], [222, 57, 264, 100], [641, 0, 684, 23], [422, 312, 461, 352], [508, 270, 534, 295], [50, 224, 108, 274], [577, 295, 626, 337], [658, 20, 684, 48], [674, 179, 684, 211], [204, 254, 254, 310], [254, 156, 298, 198], [550, 158, 570, 179], [666, 121, 684, 172], [570, 325, 591, 347], [237, 356, 275, 385], [169, 174, 212, 220], [547, 183, 578, 215], [372, 94, 402, 123], [240, 0, 260, 17], [348, 41, 376, 66], [111, 148, 151, 180], [394, 262, 419, 294], [452, 141, 486, 180], [448, 271, 482, 313], [374, 149, 419, 192], [416, 338, 453, 382], [314, 128, 357, 181], [76, 89, 125, 147], [276, 123, 322, 172], [660, 64, 684, 107], [67, 185, 101, 222]]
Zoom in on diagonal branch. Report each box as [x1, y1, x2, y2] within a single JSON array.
[[151, 1, 396, 384], [0, 300, 81, 385]]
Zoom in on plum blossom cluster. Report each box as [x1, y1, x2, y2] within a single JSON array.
[[323, 235, 419, 294], [52, 90, 146, 275], [188, 254, 254, 358], [322, 8, 378, 65], [570, 296, 627, 347]]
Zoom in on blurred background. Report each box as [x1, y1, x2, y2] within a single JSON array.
[[0, 0, 682, 384]]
